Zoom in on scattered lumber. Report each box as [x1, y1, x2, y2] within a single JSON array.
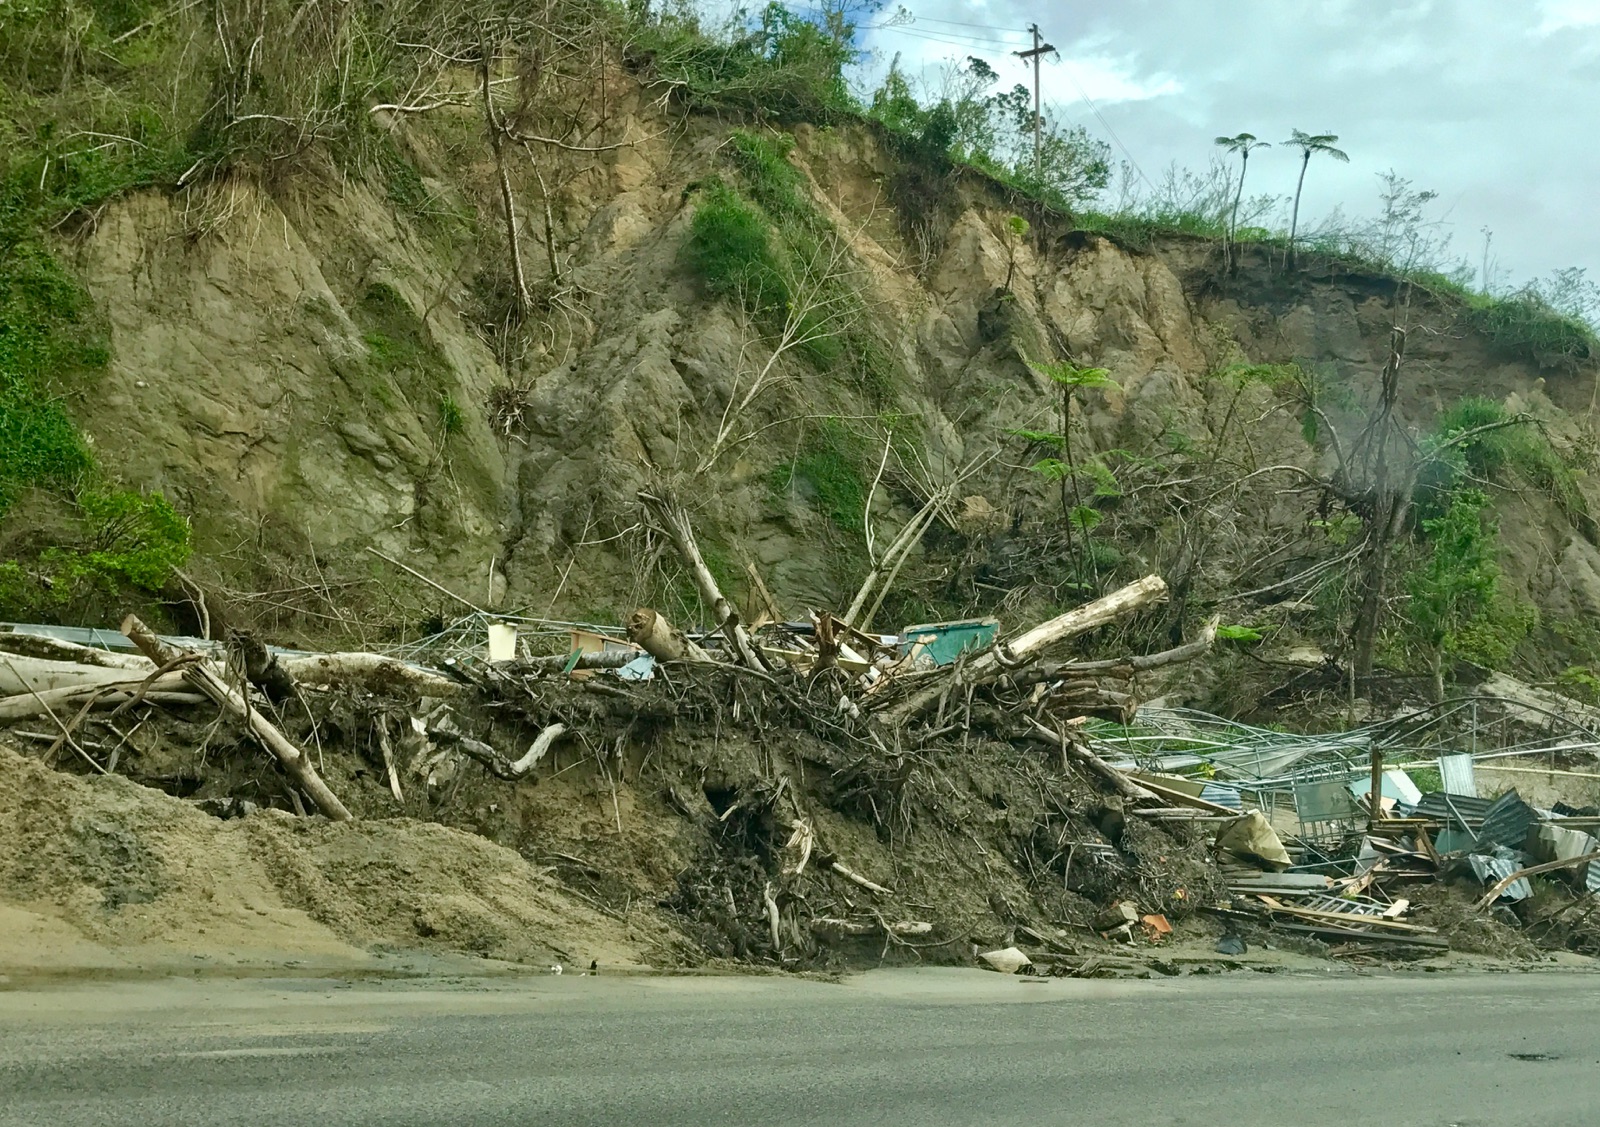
[[1270, 921, 1449, 950], [121, 614, 352, 822]]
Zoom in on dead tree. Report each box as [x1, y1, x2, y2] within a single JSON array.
[[638, 489, 770, 671], [482, 35, 532, 321]]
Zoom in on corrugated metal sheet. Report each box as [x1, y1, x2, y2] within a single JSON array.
[[1468, 853, 1533, 902], [1199, 782, 1244, 810], [1411, 792, 1493, 826], [1478, 790, 1539, 851], [1439, 753, 1477, 797]]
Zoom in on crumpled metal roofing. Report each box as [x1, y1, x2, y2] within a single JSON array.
[[1477, 790, 1539, 851], [1468, 852, 1533, 902]]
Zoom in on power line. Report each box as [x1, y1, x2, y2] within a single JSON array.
[[1055, 57, 1154, 190], [905, 13, 1032, 31], [870, 24, 1029, 48]]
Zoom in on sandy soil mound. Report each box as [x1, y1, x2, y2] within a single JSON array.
[[0, 746, 678, 972]]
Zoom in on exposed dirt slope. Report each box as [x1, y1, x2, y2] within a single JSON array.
[[43, 75, 1600, 668]]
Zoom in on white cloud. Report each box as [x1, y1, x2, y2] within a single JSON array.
[[1049, 55, 1182, 105], [1539, 0, 1600, 32]]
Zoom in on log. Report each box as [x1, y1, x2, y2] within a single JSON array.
[[638, 489, 768, 670], [879, 575, 1169, 724], [280, 652, 463, 697], [0, 633, 155, 671], [626, 608, 711, 663], [522, 650, 638, 673], [121, 615, 352, 822], [809, 918, 932, 937], [1020, 615, 1220, 679], [0, 639, 462, 700], [0, 654, 153, 696], [0, 673, 194, 720]]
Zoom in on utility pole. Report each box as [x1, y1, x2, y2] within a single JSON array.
[[1014, 24, 1055, 183]]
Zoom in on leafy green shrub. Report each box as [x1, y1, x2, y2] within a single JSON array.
[[631, 2, 857, 123], [1418, 396, 1585, 522], [0, 488, 191, 618], [73, 488, 192, 590]]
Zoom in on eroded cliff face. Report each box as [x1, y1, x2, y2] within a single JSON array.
[[51, 76, 1600, 664]]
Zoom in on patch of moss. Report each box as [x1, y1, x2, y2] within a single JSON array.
[[770, 421, 867, 537], [355, 281, 455, 418]]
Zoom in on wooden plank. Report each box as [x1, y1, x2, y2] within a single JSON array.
[[1272, 922, 1449, 949]]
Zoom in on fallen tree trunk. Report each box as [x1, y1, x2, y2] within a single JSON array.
[[0, 673, 195, 720], [880, 575, 1169, 725], [0, 633, 156, 671], [638, 489, 768, 670], [627, 608, 711, 663], [121, 615, 352, 822], [0, 654, 155, 695], [281, 652, 462, 697]]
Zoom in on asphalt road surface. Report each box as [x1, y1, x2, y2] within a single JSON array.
[[1, 968, 1596, 1126]]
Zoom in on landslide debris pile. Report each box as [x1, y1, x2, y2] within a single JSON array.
[[8, 514, 1600, 977]]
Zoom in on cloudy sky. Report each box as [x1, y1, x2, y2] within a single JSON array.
[[853, 0, 1600, 290]]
